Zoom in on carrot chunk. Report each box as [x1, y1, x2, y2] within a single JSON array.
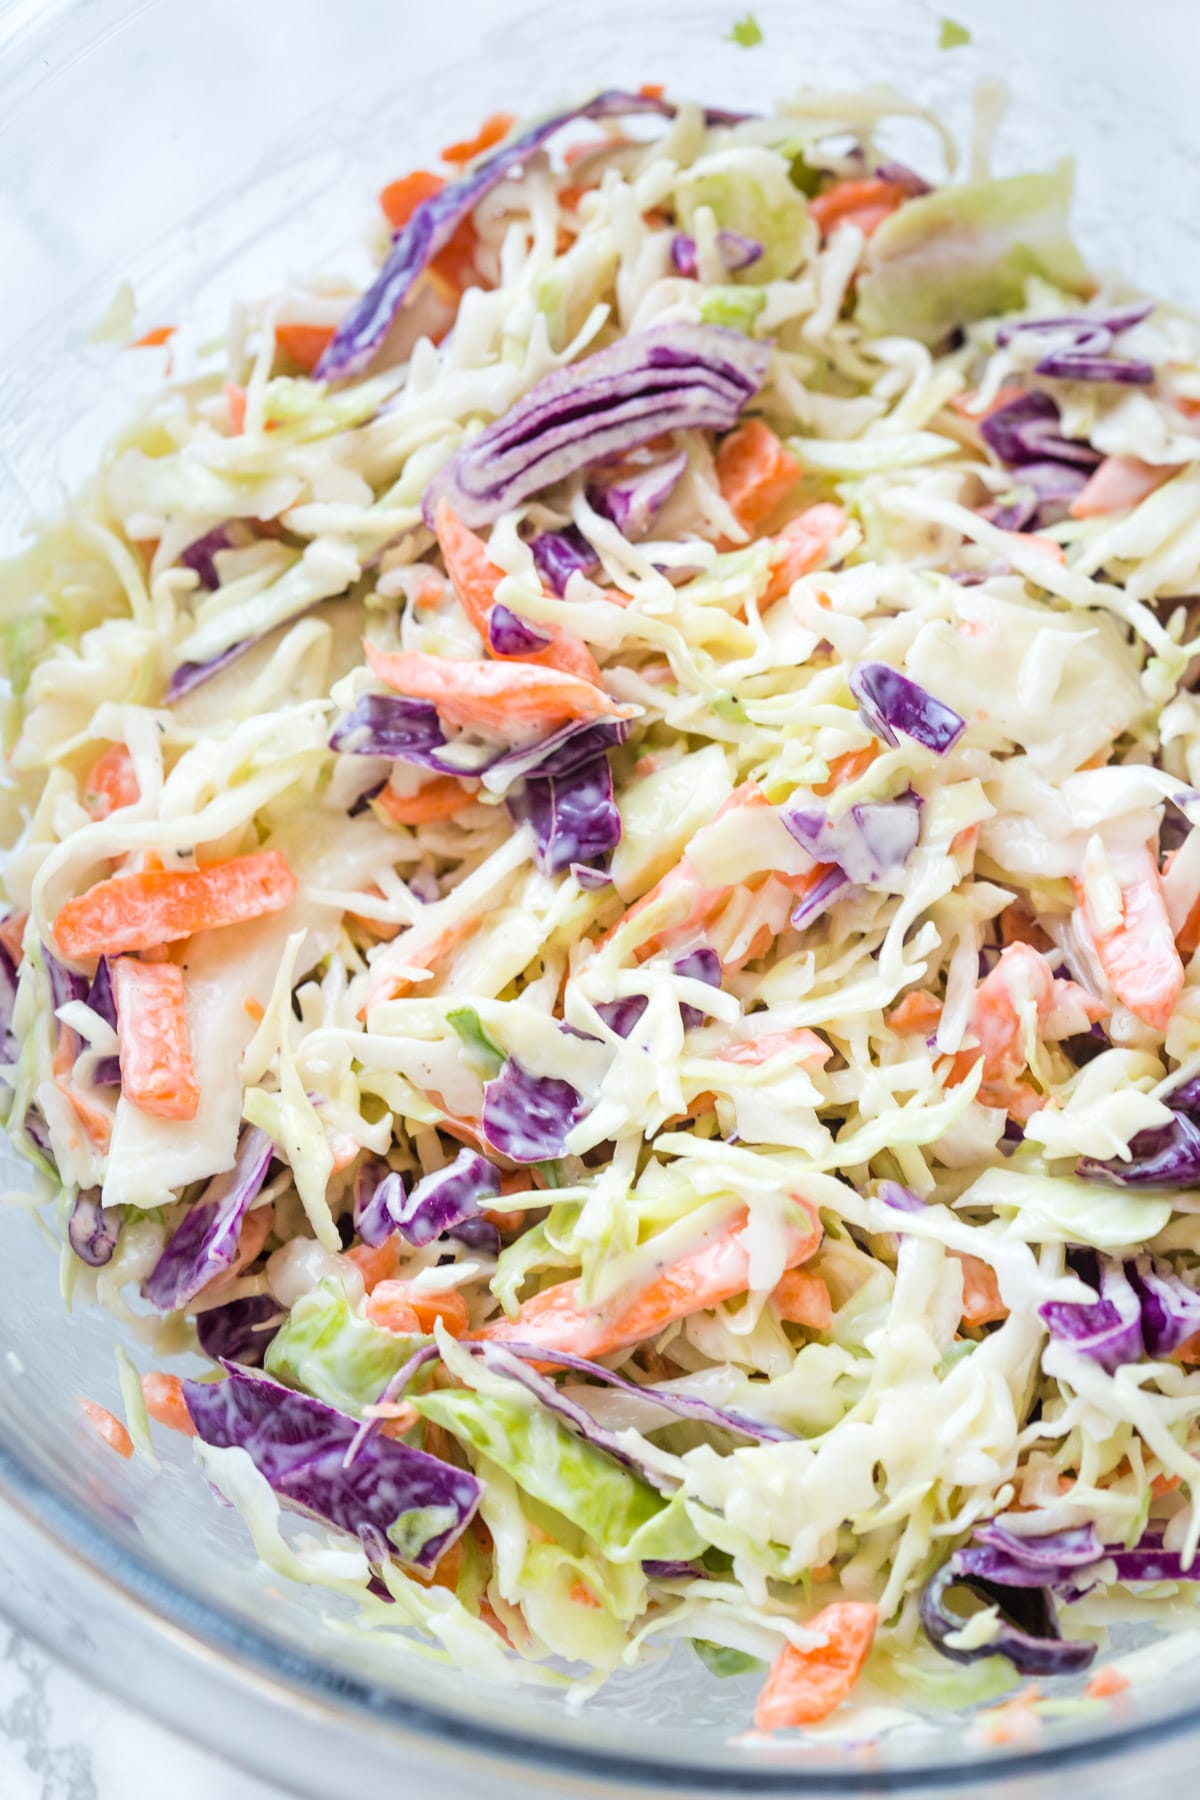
[[54, 850, 297, 958], [83, 744, 140, 820], [113, 958, 200, 1121], [754, 1602, 878, 1731], [715, 420, 802, 532], [1073, 845, 1183, 1033], [79, 1399, 134, 1459], [364, 643, 628, 734]]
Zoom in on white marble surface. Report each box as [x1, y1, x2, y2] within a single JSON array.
[[0, 1628, 286, 1800]]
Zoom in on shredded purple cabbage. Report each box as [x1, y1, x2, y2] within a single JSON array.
[[141, 1128, 274, 1312], [781, 791, 922, 885], [178, 524, 234, 590], [589, 448, 688, 538], [529, 526, 599, 595], [329, 692, 449, 761], [421, 323, 769, 529], [352, 1157, 406, 1249], [1126, 1254, 1200, 1357], [850, 662, 965, 755], [487, 602, 553, 656], [1040, 1259, 1145, 1372], [672, 945, 723, 1029], [166, 639, 259, 704], [979, 390, 1102, 470], [789, 864, 849, 932], [85, 957, 117, 1031], [317, 91, 752, 382], [996, 303, 1155, 384], [670, 232, 762, 277], [1078, 1107, 1200, 1188], [196, 1295, 282, 1367], [482, 1057, 584, 1163], [67, 1191, 120, 1267], [184, 1361, 480, 1570], [397, 1148, 500, 1247], [921, 1562, 1095, 1676], [43, 947, 87, 1012], [507, 753, 621, 876], [879, 1181, 927, 1213]]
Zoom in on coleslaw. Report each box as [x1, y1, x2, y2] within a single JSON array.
[[6, 74, 1200, 1735]]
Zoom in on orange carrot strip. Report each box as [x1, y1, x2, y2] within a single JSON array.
[[79, 1399, 133, 1459], [368, 1281, 470, 1337], [0, 910, 27, 966], [813, 744, 877, 796], [274, 321, 336, 373], [1085, 1667, 1130, 1700], [113, 958, 200, 1121], [54, 850, 297, 959], [887, 991, 944, 1035], [764, 503, 848, 604], [1070, 456, 1177, 520], [716, 420, 802, 532], [346, 1238, 402, 1293], [716, 1028, 832, 1068], [434, 501, 604, 684], [82, 744, 140, 821], [225, 382, 247, 435], [375, 778, 478, 826], [140, 1371, 198, 1437], [380, 169, 445, 228], [638, 82, 666, 99], [809, 178, 909, 237], [441, 112, 515, 165], [364, 642, 627, 733], [754, 1602, 878, 1730], [1073, 846, 1184, 1033], [128, 325, 176, 349], [771, 1268, 833, 1330], [956, 1253, 1008, 1327], [479, 1203, 821, 1359]]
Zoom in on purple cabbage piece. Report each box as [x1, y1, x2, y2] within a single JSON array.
[[197, 1294, 283, 1367], [1126, 1255, 1200, 1357], [979, 390, 1102, 470], [972, 1521, 1102, 1575], [1168, 1075, 1200, 1116], [589, 449, 688, 539], [85, 957, 117, 1031], [879, 1180, 926, 1213], [673, 945, 722, 1030], [498, 1341, 793, 1442], [397, 1148, 500, 1247], [985, 459, 1091, 533], [353, 1157, 407, 1250], [849, 662, 965, 756], [183, 1361, 480, 1570], [921, 1562, 1095, 1677], [331, 695, 628, 789], [595, 994, 650, 1038], [487, 718, 629, 784], [421, 323, 770, 529], [482, 1057, 584, 1163], [43, 947, 87, 1011], [67, 1191, 120, 1268], [317, 90, 753, 381], [781, 791, 922, 886], [716, 229, 763, 271], [874, 159, 931, 196], [530, 526, 599, 595], [166, 638, 258, 704], [508, 754, 621, 876], [329, 692, 449, 761], [995, 303, 1155, 385], [141, 1128, 274, 1312], [1040, 1260, 1145, 1372], [178, 524, 234, 590], [487, 602, 552, 656], [789, 864, 849, 932], [643, 1559, 702, 1578], [671, 234, 699, 277], [572, 860, 614, 890], [0, 942, 18, 1050], [90, 1054, 121, 1088], [443, 1213, 502, 1256], [473, 1342, 677, 1491], [1104, 1541, 1200, 1583], [1078, 1108, 1200, 1189]]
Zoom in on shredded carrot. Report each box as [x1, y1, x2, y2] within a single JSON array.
[[813, 744, 877, 796], [441, 111, 515, 165], [1070, 455, 1177, 520], [479, 1202, 821, 1359], [375, 778, 478, 826], [113, 957, 200, 1121], [243, 995, 265, 1023], [368, 1280, 470, 1337], [140, 1371, 197, 1437], [1085, 1667, 1130, 1700], [763, 503, 848, 604], [716, 1028, 832, 1068], [771, 1268, 833, 1330], [638, 81, 666, 99], [79, 1398, 133, 1459], [274, 321, 336, 373], [380, 169, 445, 228], [82, 744, 140, 821], [754, 1602, 878, 1731], [434, 501, 604, 684], [715, 420, 802, 532], [569, 1578, 603, 1609], [54, 849, 297, 958], [810, 178, 910, 238], [225, 381, 247, 435], [956, 1252, 1008, 1326], [1073, 845, 1184, 1033], [128, 325, 176, 349], [1151, 1472, 1183, 1497], [364, 642, 627, 733], [887, 991, 944, 1035], [346, 1237, 401, 1293]]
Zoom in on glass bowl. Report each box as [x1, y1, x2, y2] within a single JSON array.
[[3, 0, 1200, 1792]]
